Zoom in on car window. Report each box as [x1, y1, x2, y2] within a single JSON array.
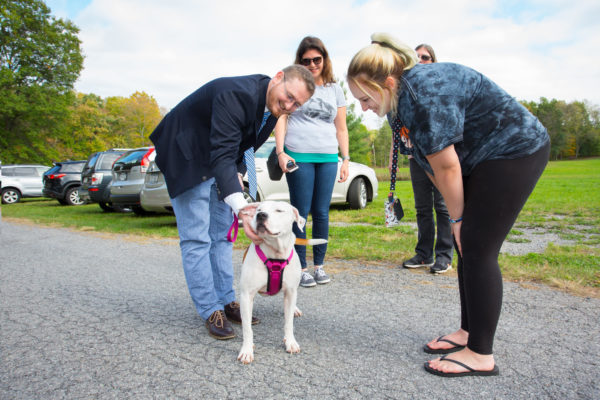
[[62, 163, 85, 173], [2, 167, 15, 176], [99, 153, 124, 169], [36, 167, 49, 175], [85, 153, 100, 170], [14, 167, 38, 176], [255, 142, 275, 159], [114, 149, 149, 166], [45, 165, 60, 175]]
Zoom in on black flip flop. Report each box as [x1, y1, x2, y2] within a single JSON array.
[[424, 355, 500, 378], [423, 336, 466, 354]]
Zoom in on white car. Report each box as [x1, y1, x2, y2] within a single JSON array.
[[140, 160, 173, 214], [246, 138, 378, 209], [1, 164, 50, 204], [139, 139, 378, 213]]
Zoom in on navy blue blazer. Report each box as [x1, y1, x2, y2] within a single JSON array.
[[150, 74, 277, 200]]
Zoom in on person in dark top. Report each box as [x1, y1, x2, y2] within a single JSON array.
[[150, 65, 314, 341], [348, 33, 550, 377], [399, 43, 454, 274]]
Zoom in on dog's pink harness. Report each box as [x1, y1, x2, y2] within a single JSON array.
[[254, 244, 294, 296]]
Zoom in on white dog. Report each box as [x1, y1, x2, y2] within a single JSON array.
[[237, 201, 325, 364]]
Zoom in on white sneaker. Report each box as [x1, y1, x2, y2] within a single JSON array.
[[314, 267, 330, 284], [300, 271, 316, 287]]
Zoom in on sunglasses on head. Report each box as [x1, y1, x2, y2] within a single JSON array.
[[418, 54, 432, 61], [300, 56, 323, 66]]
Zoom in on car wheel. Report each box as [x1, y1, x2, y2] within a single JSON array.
[[347, 177, 368, 209], [65, 187, 86, 206], [243, 186, 260, 203], [99, 202, 114, 212], [1, 188, 21, 204], [132, 205, 152, 216]]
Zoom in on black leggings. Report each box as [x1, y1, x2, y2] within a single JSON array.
[[457, 141, 550, 355]]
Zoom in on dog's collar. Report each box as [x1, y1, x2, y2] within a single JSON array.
[[254, 245, 294, 296]]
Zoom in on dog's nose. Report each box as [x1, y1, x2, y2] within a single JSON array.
[[256, 212, 268, 223]]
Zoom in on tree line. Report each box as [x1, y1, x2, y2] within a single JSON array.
[[1, 0, 598, 167]]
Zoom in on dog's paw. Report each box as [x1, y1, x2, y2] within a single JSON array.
[[237, 346, 254, 364], [294, 306, 303, 317], [283, 337, 301, 354]]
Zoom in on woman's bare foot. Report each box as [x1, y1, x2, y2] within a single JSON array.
[[425, 328, 468, 352], [426, 347, 496, 374]]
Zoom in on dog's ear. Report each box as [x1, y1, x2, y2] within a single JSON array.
[[292, 206, 306, 232]]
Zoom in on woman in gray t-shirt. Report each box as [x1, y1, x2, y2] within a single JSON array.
[[274, 36, 350, 288]]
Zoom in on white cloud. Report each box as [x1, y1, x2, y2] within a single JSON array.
[[52, 0, 600, 128]]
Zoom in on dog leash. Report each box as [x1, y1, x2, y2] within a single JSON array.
[[227, 215, 238, 243], [385, 118, 407, 227]]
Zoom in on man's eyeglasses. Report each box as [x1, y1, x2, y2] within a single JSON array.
[[418, 54, 432, 62], [283, 77, 302, 110], [300, 56, 323, 66]]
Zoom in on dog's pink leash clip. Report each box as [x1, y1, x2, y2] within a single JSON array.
[[227, 215, 239, 243]]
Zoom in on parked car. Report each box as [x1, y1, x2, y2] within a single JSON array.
[[43, 161, 87, 205], [247, 138, 378, 209], [80, 149, 130, 212], [137, 138, 378, 213], [0, 164, 50, 204], [140, 160, 173, 214], [109, 147, 155, 215]]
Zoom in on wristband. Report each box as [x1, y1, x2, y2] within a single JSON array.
[[277, 151, 285, 157], [449, 216, 463, 223], [341, 155, 350, 161]]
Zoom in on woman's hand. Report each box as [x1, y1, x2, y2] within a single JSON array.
[[278, 152, 296, 172], [451, 220, 463, 257], [339, 160, 349, 182]]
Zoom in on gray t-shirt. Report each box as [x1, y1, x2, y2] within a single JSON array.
[[391, 63, 549, 176], [284, 82, 346, 155]]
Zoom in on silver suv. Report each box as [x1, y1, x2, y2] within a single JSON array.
[[109, 147, 155, 215], [1, 164, 50, 204]]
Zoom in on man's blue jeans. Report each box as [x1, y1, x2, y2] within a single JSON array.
[[286, 162, 338, 269], [170, 178, 236, 320], [409, 158, 453, 264]]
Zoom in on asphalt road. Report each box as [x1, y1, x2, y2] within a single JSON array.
[[1, 220, 598, 399]]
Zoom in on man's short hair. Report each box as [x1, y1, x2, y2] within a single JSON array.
[[282, 65, 315, 96]]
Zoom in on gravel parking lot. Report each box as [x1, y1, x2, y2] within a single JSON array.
[[1, 220, 598, 399]]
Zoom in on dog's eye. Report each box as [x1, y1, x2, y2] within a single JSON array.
[[275, 209, 285, 213]]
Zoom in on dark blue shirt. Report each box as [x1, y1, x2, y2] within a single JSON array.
[[390, 63, 549, 176]]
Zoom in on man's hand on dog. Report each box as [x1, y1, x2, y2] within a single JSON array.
[[239, 204, 263, 244]]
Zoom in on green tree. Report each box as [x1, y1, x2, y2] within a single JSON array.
[[345, 102, 371, 165], [104, 92, 162, 148], [340, 81, 370, 164], [0, 0, 83, 163], [122, 91, 162, 146]]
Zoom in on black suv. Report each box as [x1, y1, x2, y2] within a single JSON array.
[[43, 160, 87, 205], [80, 149, 129, 211]]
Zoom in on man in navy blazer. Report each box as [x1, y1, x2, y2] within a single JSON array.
[[150, 65, 315, 340]]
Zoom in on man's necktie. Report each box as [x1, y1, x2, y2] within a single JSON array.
[[244, 111, 271, 200]]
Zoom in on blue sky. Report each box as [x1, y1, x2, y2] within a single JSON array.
[[46, 0, 91, 18], [44, 0, 600, 128]]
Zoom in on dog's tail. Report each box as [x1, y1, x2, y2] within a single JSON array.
[[294, 238, 328, 246]]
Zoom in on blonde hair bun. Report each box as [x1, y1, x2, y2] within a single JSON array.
[[370, 33, 417, 70]]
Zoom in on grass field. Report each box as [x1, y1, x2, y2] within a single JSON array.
[[3, 158, 599, 296]]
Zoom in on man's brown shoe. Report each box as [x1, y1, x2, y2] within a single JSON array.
[[224, 301, 260, 325], [206, 310, 235, 340]]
